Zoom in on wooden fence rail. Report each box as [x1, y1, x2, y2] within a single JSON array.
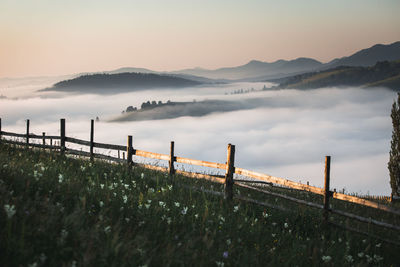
[[1, 118, 399, 228]]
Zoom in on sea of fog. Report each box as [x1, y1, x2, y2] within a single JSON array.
[[0, 79, 396, 195]]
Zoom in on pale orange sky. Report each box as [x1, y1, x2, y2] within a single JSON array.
[[0, 0, 399, 78]]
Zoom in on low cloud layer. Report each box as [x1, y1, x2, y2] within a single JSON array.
[[0, 82, 396, 195]]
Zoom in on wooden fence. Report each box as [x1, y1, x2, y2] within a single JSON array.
[[1, 118, 399, 234]]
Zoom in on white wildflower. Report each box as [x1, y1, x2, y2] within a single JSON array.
[[321, 255, 331, 262], [100, 184, 104, 189], [181, 206, 188, 215], [104, 226, 111, 233], [233, 206, 239, 212], [365, 255, 372, 263], [358, 252, 364, 258], [158, 201, 166, 208], [215, 261, 224, 267], [167, 185, 173, 191], [58, 174, 64, 183], [125, 217, 130, 223], [226, 239, 231, 245], [194, 214, 199, 219], [376, 243, 381, 248], [284, 222, 288, 228], [80, 166, 85, 171], [145, 204, 150, 209], [373, 254, 383, 262], [123, 195, 128, 204], [174, 202, 180, 207], [99, 201, 104, 208], [345, 255, 353, 263], [4, 204, 16, 219], [141, 173, 145, 179]]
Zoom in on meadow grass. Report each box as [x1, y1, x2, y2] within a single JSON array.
[[0, 143, 399, 266]]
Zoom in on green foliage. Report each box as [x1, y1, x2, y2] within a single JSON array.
[[389, 93, 400, 196], [0, 144, 399, 266]]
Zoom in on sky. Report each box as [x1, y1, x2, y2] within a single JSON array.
[[0, 0, 399, 78]]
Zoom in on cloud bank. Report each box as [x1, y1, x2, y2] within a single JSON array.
[[0, 82, 395, 195]]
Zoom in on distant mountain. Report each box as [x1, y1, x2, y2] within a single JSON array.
[[326, 41, 400, 68], [275, 60, 400, 90], [106, 67, 156, 74], [172, 41, 400, 80], [172, 58, 323, 80], [42, 73, 202, 94]]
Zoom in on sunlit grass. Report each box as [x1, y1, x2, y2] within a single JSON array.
[[0, 143, 399, 266]]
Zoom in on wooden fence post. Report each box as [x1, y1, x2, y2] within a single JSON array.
[[224, 144, 235, 200], [60, 119, 66, 155], [42, 132, 46, 148], [323, 156, 331, 221], [90, 119, 94, 161], [169, 141, 175, 175], [127, 135, 133, 167], [26, 119, 30, 147]]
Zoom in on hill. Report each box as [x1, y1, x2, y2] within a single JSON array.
[[42, 73, 203, 94], [173, 58, 323, 80], [274, 60, 400, 90], [326, 41, 400, 68]]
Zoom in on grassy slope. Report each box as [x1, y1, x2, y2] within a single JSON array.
[[0, 143, 399, 266], [278, 60, 400, 90]]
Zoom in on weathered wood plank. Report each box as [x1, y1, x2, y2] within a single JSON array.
[[66, 148, 91, 157], [235, 167, 325, 195], [2, 139, 60, 149], [331, 208, 400, 231], [138, 163, 168, 173], [236, 182, 324, 210], [175, 156, 226, 170], [31, 134, 60, 140], [332, 192, 400, 216], [94, 142, 126, 151], [175, 169, 225, 184], [135, 149, 170, 161], [65, 137, 91, 146], [1, 131, 27, 138], [66, 148, 123, 163]]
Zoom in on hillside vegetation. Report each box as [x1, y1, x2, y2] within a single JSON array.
[[275, 60, 400, 90], [42, 73, 202, 94], [1, 143, 399, 266]]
